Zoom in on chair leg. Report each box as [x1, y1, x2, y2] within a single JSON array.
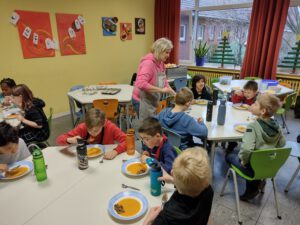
[[285, 162, 300, 192], [271, 178, 281, 219], [220, 168, 242, 224], [220, 169, 231, 196], [280, 114, 290, 134], [231, 169, 242, 224]]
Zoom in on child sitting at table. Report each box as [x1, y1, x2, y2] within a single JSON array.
[[56, 108, 126, 160], [190, 74, 211, 100], [143, 147, 214, 225], [0, 77, 16, 105], [138, 117, 177, 174], [231, 80, 258, 105], [12, 84, 49, 144], [226, 93, 285, 201], [157, 87, 208, 150], [0, 122, 30, 172]]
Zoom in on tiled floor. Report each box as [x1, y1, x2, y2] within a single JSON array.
[[49, 110, 300, 225]]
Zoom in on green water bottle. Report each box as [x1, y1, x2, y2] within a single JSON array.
[[29, 144, 47, 182]]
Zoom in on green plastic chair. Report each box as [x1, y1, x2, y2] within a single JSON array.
[[244, 76, 261, 80], [276, 92, 297, 134], [45, 107, 54, 146], [162, 127, 182, 148], [220, 147, 291, 224]]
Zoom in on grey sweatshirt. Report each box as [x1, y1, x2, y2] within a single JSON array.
[[0, 138, 31, 164]]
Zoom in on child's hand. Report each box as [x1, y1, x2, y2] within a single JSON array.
[[3, 96, 12, 106], [158, 168, 174, 184], [16, 114, 24, 122], [197, 117, 204, 123], [104, 150, 118, 160], [143, 206, 162, 225], [141, 154, 149, 163], [0, 164, 8, 173], [66, 136, 82, 144], [235, 90, 243, 96]]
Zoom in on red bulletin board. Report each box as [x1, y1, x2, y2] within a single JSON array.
[[15, 10, 55, 59], [56, 13, 86, 56]]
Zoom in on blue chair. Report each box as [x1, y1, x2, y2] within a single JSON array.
[[69, 85, 84, 127], [174, 77, 187, 92]]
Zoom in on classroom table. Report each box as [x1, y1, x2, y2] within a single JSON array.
[[67, 84, 133, 128], [0, 145, 174, 225], [213, 79, 294, 97], [188, 101, 253, 173]]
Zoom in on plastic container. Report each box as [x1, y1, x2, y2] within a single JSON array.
[[29, 144, 47, 182], [126, 129, 135, 155], [262, 80, 279, 87], [219, 76, 232, 85]]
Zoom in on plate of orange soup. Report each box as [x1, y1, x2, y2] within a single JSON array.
[[232, 103, 250, 110], [0, 161, 33, 181], [86, 144, 105, 158], [108, 191, 148, 221], [122, 158, 149, 177]]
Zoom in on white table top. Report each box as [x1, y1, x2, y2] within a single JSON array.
[[188, 101, 253, 141], [67, 84, 134, 104], [213, 79, 294, 96], [0, 146, 174, 225]]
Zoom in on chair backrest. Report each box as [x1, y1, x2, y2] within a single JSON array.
[[70, 85, 84, 109], [93, 99, 119, 120], [174, 77, 187, 92], [244, 76, 261, 80], [98, 82, 117, 85], [162, 127, 182, 148], [47, 107, 54, 137], [156, 99, 167, 114], [284, 92, 297, 111], [250, 147, 291, 179]]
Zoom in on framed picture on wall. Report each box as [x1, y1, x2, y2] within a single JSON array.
[[102, 17, 118, 36], [135, 18, 145, 34]]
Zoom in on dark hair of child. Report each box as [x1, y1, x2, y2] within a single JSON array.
[[0, 122, 19, 147], [138, 117, 162, 136], [0, 78, 16, 88], [191, 74, 207, 90], [244, 80, 258, 91]]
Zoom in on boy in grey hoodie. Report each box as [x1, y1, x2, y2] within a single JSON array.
[[226, 93, 285, 201]]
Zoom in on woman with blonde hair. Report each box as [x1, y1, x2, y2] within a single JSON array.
[[132, 38, 176, 120]]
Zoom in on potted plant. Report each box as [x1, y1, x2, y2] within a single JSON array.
[[194, 41, 210, 66]]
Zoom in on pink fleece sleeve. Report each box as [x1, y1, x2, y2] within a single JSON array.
[[135, 61, 156, 91]]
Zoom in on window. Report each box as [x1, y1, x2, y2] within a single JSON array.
[[180, 0, 252, 67], [180, 25, 186, 42], [277, 6, 300, 74], [197, 24, 205, 40]]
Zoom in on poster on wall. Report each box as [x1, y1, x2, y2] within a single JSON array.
[[135, 18, 145, 34], [120, 23, 132, 41], [56, 13, 86, 56], [15, 10, 55, 59], [102, 17, 118, 36]]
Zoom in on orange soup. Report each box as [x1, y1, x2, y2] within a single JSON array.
[[127, 163, 147, 175], [5, 166, 28, 178], [115, 198, 141, 217], [87, 147, 102, 157]]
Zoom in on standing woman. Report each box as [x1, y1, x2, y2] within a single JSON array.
[[12, 84, 49, 144], [132, 38, 176, 120]]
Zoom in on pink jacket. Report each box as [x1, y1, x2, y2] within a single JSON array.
[[132, 53, 169, 101]]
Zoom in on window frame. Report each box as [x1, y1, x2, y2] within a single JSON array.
[[180, 24, 187, 42]]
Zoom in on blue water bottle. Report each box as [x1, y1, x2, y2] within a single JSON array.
[[217, 99, 226, 125], [147, 158, 162, 196]]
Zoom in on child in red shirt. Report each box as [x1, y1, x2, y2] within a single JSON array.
[[56, 108, 126, 160], [231, 80, 258, 106]]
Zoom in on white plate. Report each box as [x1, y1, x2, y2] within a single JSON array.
[[0, 161, 33, 181]]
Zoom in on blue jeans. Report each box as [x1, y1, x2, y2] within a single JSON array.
[[225, 151, 254, 177], [131, 98, 140, 118]]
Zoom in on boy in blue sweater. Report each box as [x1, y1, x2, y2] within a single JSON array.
[[139, 117, 177, 174], [157, 87, 208, 150]]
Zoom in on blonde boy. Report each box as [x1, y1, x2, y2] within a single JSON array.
[[143, 147, 214, 225], [226, 93, 285, 201]]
